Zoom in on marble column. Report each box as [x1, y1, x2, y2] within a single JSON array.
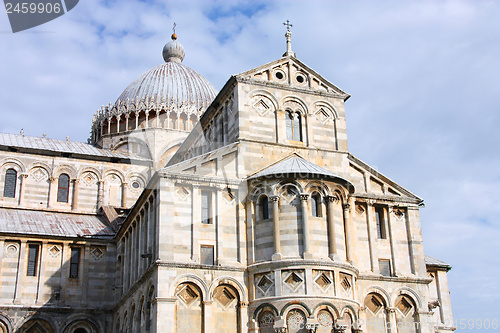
[[71, 179, 80, 211], [122, 182, 128, 208], [326, 195, 339, 260], [48, 176, 57, 208], [270, 195, 282, 260], [18, 173, 28, 206], [97, 180, 104, 208], [387, 206, 398, 276], [300, 193, 313, 259], [343, 202, 354, 263]]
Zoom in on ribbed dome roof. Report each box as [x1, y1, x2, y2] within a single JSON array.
[[115, 34, 217, 112]]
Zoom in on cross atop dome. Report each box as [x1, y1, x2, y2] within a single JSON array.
[[282, 19, 295, 57]]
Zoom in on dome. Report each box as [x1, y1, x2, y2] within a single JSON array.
[[115, 34, 217, 112]]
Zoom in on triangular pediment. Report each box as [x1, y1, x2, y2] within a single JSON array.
[[236, 56, 350, 100]]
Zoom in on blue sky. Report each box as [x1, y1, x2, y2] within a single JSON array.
[[1, 0, 499, 330]]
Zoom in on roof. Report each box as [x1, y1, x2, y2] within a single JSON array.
[[0, 207, 115, 239], [248, 153, 354, 190], [425, 255, 452, 271], [0, 133, 150, 161]]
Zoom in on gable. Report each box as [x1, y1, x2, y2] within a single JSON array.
[[347, 154, 423, 203], [237, 56, 350, 100]]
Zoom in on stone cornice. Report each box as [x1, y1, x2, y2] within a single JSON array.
[[358, 274, 432, 284], [247, 259, 359, 275]]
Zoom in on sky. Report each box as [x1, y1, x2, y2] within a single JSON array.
[[1, 0, 499, 330]]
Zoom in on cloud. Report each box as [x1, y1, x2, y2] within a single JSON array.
[[1, 0, 499, 328]]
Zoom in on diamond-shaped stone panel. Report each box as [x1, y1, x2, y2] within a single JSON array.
[[90, 246, 105, 260], [49, 245, 61, 258], [315, 272, 332, 290], [214, 287, 236, 307], [257, 275, 273, 294], [285, 272, 303, 290], [177, 285, 199, 306]]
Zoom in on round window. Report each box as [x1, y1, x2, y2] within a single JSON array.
[[275, 71, 284, 80], [132, 181, 140, 189], [296, 75, 305, 83]]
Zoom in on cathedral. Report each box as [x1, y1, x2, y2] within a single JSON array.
[[0, 27, 454, 333]]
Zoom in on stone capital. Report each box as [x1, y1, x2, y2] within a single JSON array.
[[269, 195, 280, 203], [326, 195, 339, 203], [299, 193, 309, 201]]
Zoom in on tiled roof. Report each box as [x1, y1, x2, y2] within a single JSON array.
[[425, 255, 452, 270], [0, 207, 115, 239], [248, 153, 354, 189], [0, 133, 149, 161]]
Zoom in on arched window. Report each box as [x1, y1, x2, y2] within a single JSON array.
[[57, 173, 70, 203], [311, 193, 322, 217], [395, 295, 419, 333], [260, 195, 269, 219], [286, 111, 303, 141], [3, 168, 17, 198]]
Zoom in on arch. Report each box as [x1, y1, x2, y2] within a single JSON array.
[[0, 157, 25, 173], [103, 169, 125, 183], [18, 316, 57, 333], [0, 313, 13, 333], [253, 303, 279, 319], [340, 305, 358, 321], [304, 181, 330, 197], [60, 315, 101, 333], [280, 302, 312, 317], [285, 308, 308, 333], [394, 294, 419, 333], [248, 89, 279, 111], [311, 100, 339, 119], [169, 273, 209, 300], [277, 181, 304, 197], [364, 286, 391, 307], [53, 165, 77, 179], [125, 172, 148, 186], [249, 181, 275, 201], [392, 287, 423, 310], [28, 162, 52, 175], [209, 276, 248, 303], [77, 167, 102, 180], [212, 284, 240, 332], [280, 95, 308, 115], [312, 302, 340, 318]]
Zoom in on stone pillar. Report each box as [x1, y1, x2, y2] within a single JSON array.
[[270, 195, 281, 260], [343, 202, 354, 263], [48, 176, 57, 208], [35, 241, 48, 305], [135, 114, 139, 129], [365, 201, 378, 272], [145, 112, 149, 128], [215, 187, 224, 265], [13, 240, 27, 304], [71, 179, 80, 211], [107, 118, 111, 134], [97, 180, 104, 208], [240, 302, 249, 333], [246, 200, 256, 264], [81, 244, 90, 307], [300, 193, 313, 259], [122, 182, 128, 208], [326, 195, 339, 260], [156, 110, 160, 127], [191, 185, 200, 262], [387, 308, 397, 333], [387, 206, 398, 276], [203, 300, 213, 333], [18, 173, 28, 206], [125, 115, 129, 131]]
